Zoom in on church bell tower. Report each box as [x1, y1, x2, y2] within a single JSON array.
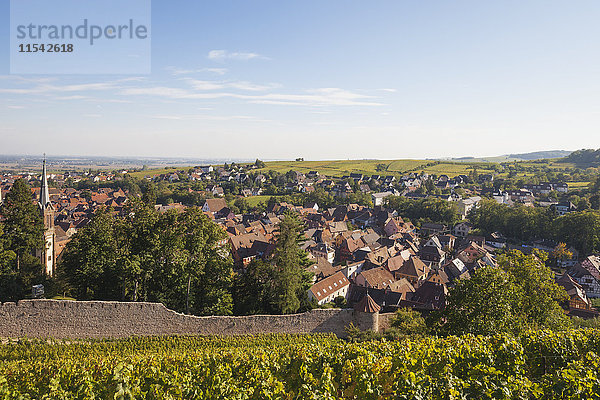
[[39, 156, 55, 276]]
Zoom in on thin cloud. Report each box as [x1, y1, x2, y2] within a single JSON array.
[[167, 67, 228, 76], [152, 114, 271, 122], [185, 79, 279, 92], [208, 50, 266, 61], [120, 85, 384, 106]]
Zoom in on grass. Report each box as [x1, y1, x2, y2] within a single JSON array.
[[568, 182, 591, 189], [244, 195, 273, 207], [256, 159, 496, 177], [128, 167, 188, 179]]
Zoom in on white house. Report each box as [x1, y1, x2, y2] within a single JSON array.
[[372, 191, 393, 206], [307, 271, 350, 305]]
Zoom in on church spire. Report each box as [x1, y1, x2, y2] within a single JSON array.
[[39, 154, 51, 210]]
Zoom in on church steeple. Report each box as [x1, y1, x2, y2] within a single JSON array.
[[39, 154, 51, 210], [38, 155, 56, 276]]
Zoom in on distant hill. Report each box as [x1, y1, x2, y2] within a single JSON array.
[[561, 149, 600, 167], [447, 150, 572, 163], [507, 150, 572, 160]]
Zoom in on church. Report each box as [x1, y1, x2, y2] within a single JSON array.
[[38, 158, 56, 276]]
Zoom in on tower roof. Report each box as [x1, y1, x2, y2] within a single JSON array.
[[354, 293, 381, 313], [39, 157, 52, 210]]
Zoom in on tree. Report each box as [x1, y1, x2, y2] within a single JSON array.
[[60, 207, 121, 300], [385, 308, 427, 339], [590, 194, 600, 210], [181, 207, 233, 315], [549, 242, 573, 268], [60, 202, 234, 315], [441, 266, 521, 336], [0, 222, 19, 302], [233, 212, 313, 315], [271, 212, 312, 314], [439, 251, 570, 336], [0, 179, 44, 272], [506, 251, 570, 328], [578, 197, 591, 211], [233, 259, 277, 315]]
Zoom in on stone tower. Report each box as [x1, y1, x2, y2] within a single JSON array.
[[353, 293, 381, 332], [39, 157, 55, 276]]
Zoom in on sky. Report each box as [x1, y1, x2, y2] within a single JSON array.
[[0, 0, 599, 160]]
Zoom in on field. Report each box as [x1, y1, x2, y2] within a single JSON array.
[[256, 159, 498, 177], [568, 181, 591, 189], [128, 167, 189, 179], [244, 195, 272, 207], [122, 157, 595, 189], [2, 330, 600, 399]]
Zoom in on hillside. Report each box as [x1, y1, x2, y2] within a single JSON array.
[[561, 148, 600, 167], [507, 150, 572, 160], [255, 159, 497, 177], [448, 150, 572, 163]]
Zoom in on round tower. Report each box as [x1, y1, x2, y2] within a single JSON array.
[[353, 293, 380, 332]]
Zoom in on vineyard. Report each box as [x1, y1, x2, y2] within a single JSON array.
[[2, 330, 600, 399]]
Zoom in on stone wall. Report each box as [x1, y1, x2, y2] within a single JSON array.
[[0, 300, 385, 339]]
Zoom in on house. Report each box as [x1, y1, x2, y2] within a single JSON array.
[[310, 242, 336, 264], [553, 182, 569, 193], [229, 231, 269, 267], [404, 281, 447, 310], [355, 267, 396, 289], [339, 237, 364, 262], [202, 198, 228, 214], [383, 217, 406, 237], [341, 261, 364, 281], [306, 258, 338, 282], [420, 223, 447, 236], [371, 192, 393, 207], [453, 222, 473, 238], [556, 273, 598, 318], [442, 258, 470, 284], [385, 250, 411, 274], [304, 202, 319, 212], [553, 201, 577, 216], [487, 232, 507, 248], [307, 271, 350, 305], [395, 257, 430, 287], [198, 165, 213, 173], [419, 237, 446, 266], [569, 256, 600, 298], [348, 281, 414, 312]]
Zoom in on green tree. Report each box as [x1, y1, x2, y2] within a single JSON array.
[[441, 266, 521, 336], [233, 259, 277, 315], [1, 179, 44, 276], [385, 308, 427, 339], [439, 251, 570, 336], [0, 222, 19, 302], [60, 207, 121, 300], [234, 212, 312, 315], [181, 207, 233, 315], [271, 212, 312, 314]]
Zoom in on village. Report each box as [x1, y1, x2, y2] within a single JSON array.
[[1, 159, 598, 320]]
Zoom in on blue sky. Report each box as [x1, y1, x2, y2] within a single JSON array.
[[1, 0, 599, 160]]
